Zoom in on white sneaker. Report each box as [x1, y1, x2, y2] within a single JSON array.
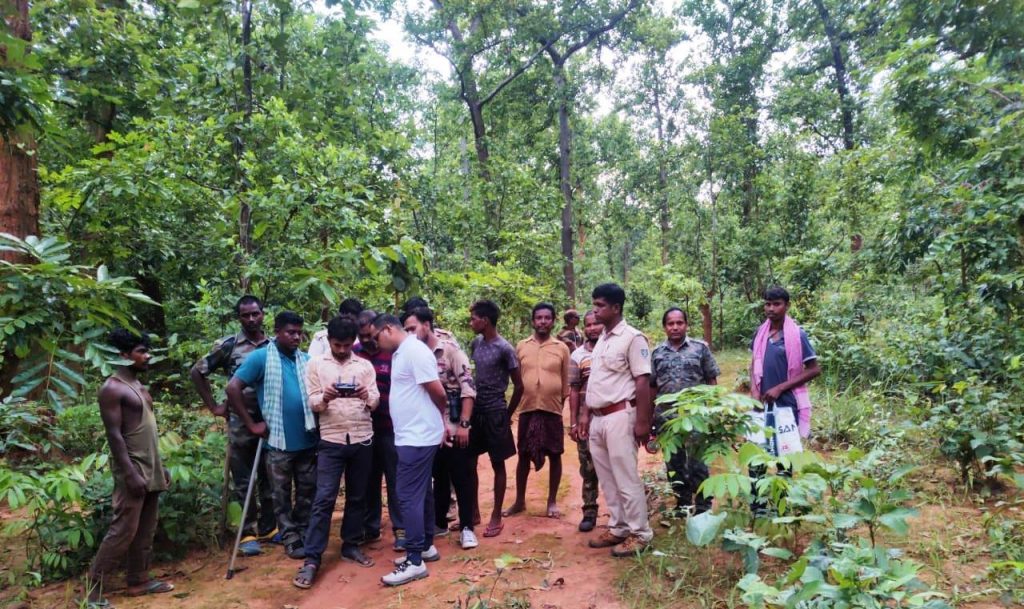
[[393, 545, 440, 566], [460, 528, 479, 549], [381, 559, 428, 586]]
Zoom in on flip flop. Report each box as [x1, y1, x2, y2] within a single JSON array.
[[292, 563, 317, 589], [547, 506, 561, 519], [126, 579, 174, 597], [341, 548, 375, 568], [483, 522, 504, 537]]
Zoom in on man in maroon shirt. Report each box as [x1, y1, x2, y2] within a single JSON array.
[[354, 310, 404, 550]]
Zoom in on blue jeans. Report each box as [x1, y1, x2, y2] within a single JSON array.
[[396, 444, 438, 563], [303, 438, 372, 566]]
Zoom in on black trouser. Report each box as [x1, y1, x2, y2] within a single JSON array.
[[433, 443, 476, 531], [229, 413, 276, 537], [665, 445, 712, 513], [303, 438, 372, 566], [364, 431, 402, 536]]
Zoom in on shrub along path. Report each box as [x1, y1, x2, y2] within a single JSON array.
[[29, 407, 661, 609]]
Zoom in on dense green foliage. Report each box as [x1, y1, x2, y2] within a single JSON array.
[[0, 0, 1022, 604]]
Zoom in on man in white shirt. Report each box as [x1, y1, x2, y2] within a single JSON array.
[[369, 314, 448, 586]]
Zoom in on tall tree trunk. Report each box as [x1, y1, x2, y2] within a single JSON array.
[[235, 0, 254, 292], [812, 0, 855, 150], [0, 0, 39, 264], [653, 88, 669, 265], [464, 96, 501, 262], [700, 302, 713, 349], [551, 56, 576, 304]]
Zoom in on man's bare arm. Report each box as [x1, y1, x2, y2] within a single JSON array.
[[507, 367, 525, 415], [227, 376, 265, 435], [764, 360, 821, 401]]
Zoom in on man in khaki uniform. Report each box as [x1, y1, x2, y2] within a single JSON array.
[[577, 283, 654, 557]]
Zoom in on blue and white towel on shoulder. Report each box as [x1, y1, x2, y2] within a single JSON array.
[[262, 340, 314, 449]]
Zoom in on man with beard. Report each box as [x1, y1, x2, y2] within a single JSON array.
[[568, 310, 603, 532], [504, 303, 570, 519], [293, 316, 379, 589], [87, 329, 173, 606], [190, 295, 274, 556]]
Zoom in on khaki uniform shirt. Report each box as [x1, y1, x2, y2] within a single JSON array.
[[432, 338, 477, 399], [516, 335, 570, 415], [305, 353, 380, 444], [585, 319, 651, 410]]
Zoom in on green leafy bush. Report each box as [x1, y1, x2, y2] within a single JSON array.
[[156, 430, 228, 558], [738, 540, 951, 609], [925, 381, 1024, 489], [55, 403, 105, 457], [0, 397, 62, 460], [0, 453, 109, 583], [985, 516, 1024, 605], [655, 385, 765, 465], [0, 421, 229, 584]]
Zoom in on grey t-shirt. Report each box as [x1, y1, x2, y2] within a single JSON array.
[[470, 335, 519, 412], [755, 329, 816, 409]]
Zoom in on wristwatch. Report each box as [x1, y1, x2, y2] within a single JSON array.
[[458, 419, 472, 429]]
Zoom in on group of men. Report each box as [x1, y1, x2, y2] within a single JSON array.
[[84, 283, 819, 606]]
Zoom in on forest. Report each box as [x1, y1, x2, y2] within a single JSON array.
[[1, 0, 1022, 607]]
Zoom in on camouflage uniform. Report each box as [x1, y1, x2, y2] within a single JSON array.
[[650, 337, 720, 513], [265, 447, 317, 547], [569, 344, 599, 518], [194, 332, 274, 537]]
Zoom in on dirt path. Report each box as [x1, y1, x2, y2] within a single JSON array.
[[53, 413, 663, 609]]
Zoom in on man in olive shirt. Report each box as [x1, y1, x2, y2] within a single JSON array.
[[650, 307, 720, 516], [505, 302, 570, 519], [190, 295, 274, 554], [577, 283, 654, 557]]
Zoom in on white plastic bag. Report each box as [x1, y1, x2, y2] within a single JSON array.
[[746, 405, 803, 456]]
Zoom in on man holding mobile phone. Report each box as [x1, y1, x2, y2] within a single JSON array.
[[293, 316, 379, 588]]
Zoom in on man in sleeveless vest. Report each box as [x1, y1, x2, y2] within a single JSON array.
[[87, 329, 173, 606]]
